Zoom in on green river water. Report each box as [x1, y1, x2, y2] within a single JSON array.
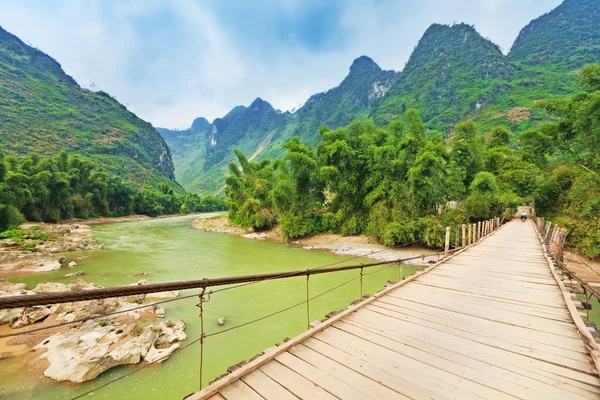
[[0, 214, 422, 399]]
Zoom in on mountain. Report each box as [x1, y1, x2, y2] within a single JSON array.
[[508, 0, 600, 71], [160, 56, 395, 193], [371, 23, 513, 129], [294, 56, 396, 143], [163, 0, 598, 194], [0, 26, 177, 187]]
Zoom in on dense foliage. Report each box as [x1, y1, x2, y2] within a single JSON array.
[[508, 0, 600, 72], [226, 65, 600, 258], [0, 151, 226, 232], [226, 108, 519, 248]]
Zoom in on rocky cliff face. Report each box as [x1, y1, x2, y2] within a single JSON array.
[[0, 26, 176, 184]]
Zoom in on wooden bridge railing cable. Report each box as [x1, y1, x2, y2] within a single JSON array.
[[0, 217, 503, 399]]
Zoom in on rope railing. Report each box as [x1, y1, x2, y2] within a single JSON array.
[[533, 215, 600, 320]]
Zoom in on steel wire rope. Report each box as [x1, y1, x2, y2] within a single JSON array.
[[0, 245, 425, 339], [67, 261, 397, 399]]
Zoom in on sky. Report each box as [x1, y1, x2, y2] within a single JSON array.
[[0, 0, 562, 129]]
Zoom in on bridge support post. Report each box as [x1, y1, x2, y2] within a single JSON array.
[[445, 227, 450, 256], [462, 224, 466, 247]]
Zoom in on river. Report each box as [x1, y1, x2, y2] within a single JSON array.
[[0, 214, 421, 399]]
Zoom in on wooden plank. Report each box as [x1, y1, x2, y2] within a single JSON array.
[[331, 322, 586, 400], [241, 370, 297, 400], [342, 313, 600, 395], [341, 314, 600, 397], [260, 361, 337, 399], [303, 338, 485, 400], [407, 282, 572, 322], [275, 350, 397, 399], [420, 272, 563, 295], [373, 297, 589, 353], [220, 380, 265, 400], [386, 289, 581, 337], [207, 395, 226, 400], [314, 328, 516, 400]]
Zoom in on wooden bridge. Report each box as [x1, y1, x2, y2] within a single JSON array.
[[190, 220, 600, 400]]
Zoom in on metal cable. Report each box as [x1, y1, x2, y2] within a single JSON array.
[[0, 293, 199, 339], [68, 262, 396, 399]]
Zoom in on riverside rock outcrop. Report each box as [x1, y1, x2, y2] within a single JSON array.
[[34, 319, 186, 383], [0, 278, 182, 383]]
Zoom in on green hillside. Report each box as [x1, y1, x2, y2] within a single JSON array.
[[372, 23, 513, 130], [0, 26, 178, 189], [509, 0, 600, 71]]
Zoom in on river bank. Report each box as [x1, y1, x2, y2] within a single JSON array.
[[192, 215, 437, 262], [0, 222, 101, 276]]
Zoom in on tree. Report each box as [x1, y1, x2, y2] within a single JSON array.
[[577, 64, 600, 93]]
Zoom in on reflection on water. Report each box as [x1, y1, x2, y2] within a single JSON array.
[[0, 213, 419, 399]]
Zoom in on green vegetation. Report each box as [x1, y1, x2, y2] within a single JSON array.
[[226, 65, 600, 258], [163, 0, 598, 195], [508, 0, 600, 72], [227, 108, 514, 248], [0, 26, 178, 190], [0, 150, 227, 232]]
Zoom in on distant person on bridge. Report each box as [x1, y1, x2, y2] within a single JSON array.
[[520, 211, 527, 222]]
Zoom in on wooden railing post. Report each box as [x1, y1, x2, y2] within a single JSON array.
[[468, 224, 472, 245], [445, 226, 450, 256], [462, 224, 466, 247], [455, 225, 459, 248], [477, 221, 481, 241]]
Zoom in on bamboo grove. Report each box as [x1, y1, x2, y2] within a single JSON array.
[[0, 151, 226, 231]]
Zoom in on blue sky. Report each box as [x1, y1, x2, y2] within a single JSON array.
[[0, 0, 562, 129]]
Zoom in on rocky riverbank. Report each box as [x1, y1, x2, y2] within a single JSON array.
[[0, 222, 102, 275], [0, 279, 185, 383], [192, 216, 437, 263]]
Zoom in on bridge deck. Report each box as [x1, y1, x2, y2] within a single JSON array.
[[192, 221, 600, 400]]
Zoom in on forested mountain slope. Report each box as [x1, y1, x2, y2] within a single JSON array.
[[0, 26, 177, 187], [509, 0, 600, 71], [371, 23, 513, 129], [162, 0, 597, 194]]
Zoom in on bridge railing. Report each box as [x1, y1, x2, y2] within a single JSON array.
[[0, 216, 504, 399], [533, 217, 600, 339]]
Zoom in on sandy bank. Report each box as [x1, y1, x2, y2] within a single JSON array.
[[0, 222, 102, 276], [192, 216, 437, 264]]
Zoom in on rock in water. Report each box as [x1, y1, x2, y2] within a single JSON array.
[[218, 317, 225, 326], [34, 319, 187, 383]]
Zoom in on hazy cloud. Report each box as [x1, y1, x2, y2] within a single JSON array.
[[0, 0, 562, 128]]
